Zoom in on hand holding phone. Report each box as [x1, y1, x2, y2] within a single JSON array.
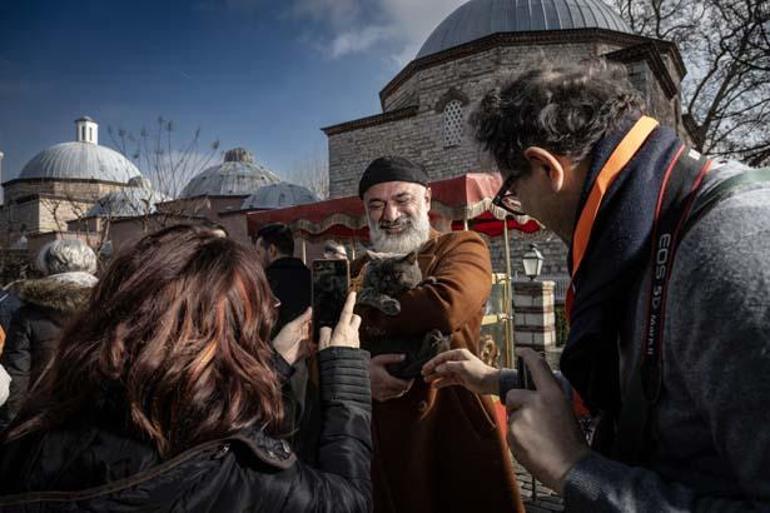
[[318, 291, 361, 351], [311, 259, 351, 343], [272, 307, 312, 365]]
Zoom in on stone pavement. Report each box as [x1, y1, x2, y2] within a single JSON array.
[[515, 461, 565, 513]]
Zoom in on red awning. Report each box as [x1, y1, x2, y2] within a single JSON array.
[[246, 172, 540, 241]]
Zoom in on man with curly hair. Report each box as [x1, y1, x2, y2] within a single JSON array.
[[424, 59, 770, 512]]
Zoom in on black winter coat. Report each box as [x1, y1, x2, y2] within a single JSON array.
[[0, 347, 372, 513], [0, 274, 94, 429], [0, 292, 22, 336]]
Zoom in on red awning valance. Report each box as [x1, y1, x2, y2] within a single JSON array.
[[246, 172, 540, 241]]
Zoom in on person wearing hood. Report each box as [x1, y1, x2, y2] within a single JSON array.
[[0, 239, 98, 428]]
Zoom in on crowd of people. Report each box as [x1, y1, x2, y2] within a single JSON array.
[[0, 59, 768, 512]]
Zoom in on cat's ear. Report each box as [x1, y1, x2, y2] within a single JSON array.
[[402, 251, 418, 264]]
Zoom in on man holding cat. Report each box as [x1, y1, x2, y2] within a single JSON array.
[[354, 156, 524, 513]]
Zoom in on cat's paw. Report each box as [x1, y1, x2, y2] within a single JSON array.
[[381, 298, 401, 316]]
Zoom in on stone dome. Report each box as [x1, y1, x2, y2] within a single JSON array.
[[241, 182, 319, 210], [17, 142, 141, 183], [416, 0, 632, 59], [180, 147, 281, 198], [86, 178, 171, 218]]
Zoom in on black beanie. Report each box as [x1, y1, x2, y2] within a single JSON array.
[[358, 156, 430, 198]]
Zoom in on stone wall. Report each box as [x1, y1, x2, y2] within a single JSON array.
[[328, 37, 686, 200], [36, 197, 94, 233], [0, 180, 125, 245], [330, 42, 618, 198], [3, 180, 121, 204]]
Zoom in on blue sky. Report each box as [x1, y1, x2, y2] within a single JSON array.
[[0, 0, 466, 188]]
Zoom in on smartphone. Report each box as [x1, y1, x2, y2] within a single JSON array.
[[311, 259, 351, 343]]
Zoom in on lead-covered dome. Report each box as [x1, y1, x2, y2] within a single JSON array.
[[241, 182, 319, 210], [417, 0, 632, 59], [15, 116, 141, 183], [18, 142, 141, 183], [86, 176, 171, 218], [180, 147, 281, 198]]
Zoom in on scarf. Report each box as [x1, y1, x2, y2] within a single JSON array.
[[560, 115, 684, 415]]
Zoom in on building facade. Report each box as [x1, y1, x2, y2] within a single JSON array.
[[0, 117, 142, 248], [323, 0, 689, 279]]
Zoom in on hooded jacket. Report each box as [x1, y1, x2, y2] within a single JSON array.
[[0, 272, 96, 428]]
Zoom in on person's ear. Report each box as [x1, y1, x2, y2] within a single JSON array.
[[523, 147, 565, 193], [424, 187, 432, 212]]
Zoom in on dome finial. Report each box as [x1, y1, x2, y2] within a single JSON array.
[[75, 116, 98, 145], [224, 147, 254, 163]]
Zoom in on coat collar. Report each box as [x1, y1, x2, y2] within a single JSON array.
[[8, 272, 96, 314]]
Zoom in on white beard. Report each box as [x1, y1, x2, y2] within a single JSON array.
[[368, 206, 431, 254]]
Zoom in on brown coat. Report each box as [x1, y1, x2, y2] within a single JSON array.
[[356, 230, 524, 513]]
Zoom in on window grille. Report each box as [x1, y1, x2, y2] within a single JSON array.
[[443, 100, 464, 147]]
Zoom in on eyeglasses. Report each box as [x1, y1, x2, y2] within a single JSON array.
[[492, 174, 527, 217]]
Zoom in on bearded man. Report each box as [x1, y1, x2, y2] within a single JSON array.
[[354, 156, 524, 513]]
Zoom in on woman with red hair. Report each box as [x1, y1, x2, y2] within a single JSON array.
[[0, 225, 371, 512]]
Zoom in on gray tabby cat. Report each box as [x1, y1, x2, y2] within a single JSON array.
[[357, 251, 450, 379]]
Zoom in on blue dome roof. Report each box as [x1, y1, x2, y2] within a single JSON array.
[[241, 182, 319, 210], [17, 142, 141, 183], [417, 0, 631, 59], [86, 177, 171, 218], [180, 147, 281, 198]]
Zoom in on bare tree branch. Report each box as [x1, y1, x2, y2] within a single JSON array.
[[618, 0, 770, 166]]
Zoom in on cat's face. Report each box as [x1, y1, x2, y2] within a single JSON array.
[[365, 251, 422, 290]]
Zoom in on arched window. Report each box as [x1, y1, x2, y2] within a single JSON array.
[[443, 99, 464, 147]]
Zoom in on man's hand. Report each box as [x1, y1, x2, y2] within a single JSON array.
[[272, 308, 313, 366], [370, 354, 414, 402], [421, 348, 500, 395], [506, 348, 590, 495]]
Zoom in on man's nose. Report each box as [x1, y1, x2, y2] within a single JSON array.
[[382, 202, 399, 221]]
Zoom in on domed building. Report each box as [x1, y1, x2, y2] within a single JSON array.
[[1, 117, 143, 245], [241, 182, 319, 210], [84, 176, 171, 219], [180, 147, 280, 199], [152, 148, 284, 243], [322, 0, 688, 279]]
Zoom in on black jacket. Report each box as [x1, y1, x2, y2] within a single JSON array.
[[0, 274, 94, 429], [0, 347, 372, 513], [265, 257, 311, 332], [0, 292, 22, 336]]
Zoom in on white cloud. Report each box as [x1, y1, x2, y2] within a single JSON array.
[[329, 25, 393, 58], [291, 0, 467, 63]]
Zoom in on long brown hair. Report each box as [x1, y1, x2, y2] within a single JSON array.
[[4, 225, 283, 456]]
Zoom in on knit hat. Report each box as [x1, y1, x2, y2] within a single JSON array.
[[358, 156, 430, 198]]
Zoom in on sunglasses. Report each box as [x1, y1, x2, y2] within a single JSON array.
[[492, 174, 527, 217]]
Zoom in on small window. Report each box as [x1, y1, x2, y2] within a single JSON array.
[[443, 100, 464, 147], [81, 126, 86, 141], [89, 127, 93, 141]]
